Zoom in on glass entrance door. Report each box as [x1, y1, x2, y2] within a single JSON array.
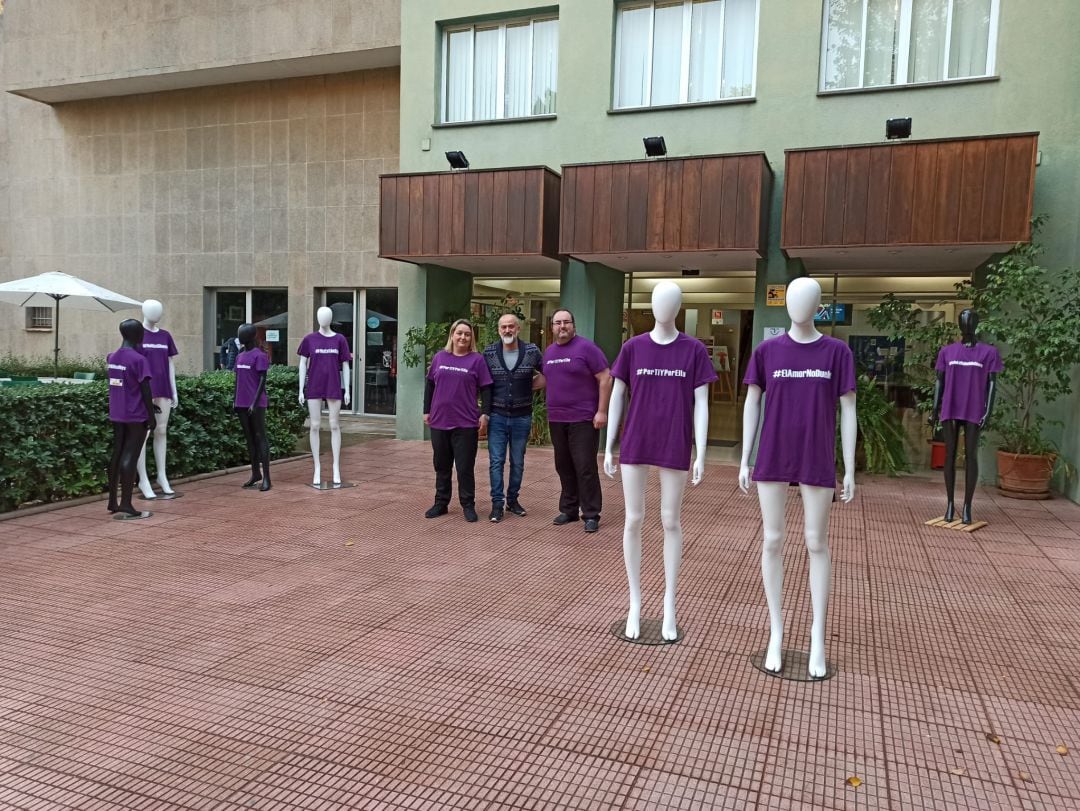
[[321, 289, 398, 415]]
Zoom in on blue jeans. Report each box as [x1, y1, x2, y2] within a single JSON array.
[[488, 413, 531, 506]]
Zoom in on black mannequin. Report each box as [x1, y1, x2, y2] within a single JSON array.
[[107, 319, 158, 517], [235, 324, 271, 491], [930, 309, 998, 524]]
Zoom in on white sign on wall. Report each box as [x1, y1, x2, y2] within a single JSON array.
[[762, 327, 785, 342], [265, 330, 280, 342]]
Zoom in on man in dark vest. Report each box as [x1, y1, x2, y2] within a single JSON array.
[[483, 313, 545, 522]]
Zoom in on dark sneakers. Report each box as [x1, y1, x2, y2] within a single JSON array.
[[553, 512, 579, 525], [506, 501, 527, 517], [489, 505, 504, 523], [425, 504, 448, 519], [583, 518, 600, 533], [463, 506, 479, 523]]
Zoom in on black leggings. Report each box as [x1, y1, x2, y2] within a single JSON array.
[[109, 421, 148, 513], [236, 407, 270, 480], [942, 419, 980, 509]]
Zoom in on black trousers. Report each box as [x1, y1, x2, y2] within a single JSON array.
[[549, 421, 602, 519], [431, 427, 478, 508]]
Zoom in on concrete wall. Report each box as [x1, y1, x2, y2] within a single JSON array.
[[0, 68, 401, 371]]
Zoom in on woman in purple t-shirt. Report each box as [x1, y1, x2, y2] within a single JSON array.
[[233, 324, 272, 492], [423, 319, 493, 522], [106, 319, 157, 519]]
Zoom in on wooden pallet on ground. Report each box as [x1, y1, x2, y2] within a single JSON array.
[[924, 516, 988, 532]]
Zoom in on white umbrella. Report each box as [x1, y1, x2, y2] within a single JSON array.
[[0, 271, 142, 372]]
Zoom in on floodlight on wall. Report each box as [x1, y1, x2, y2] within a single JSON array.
[[445, 150, 470, 169], [643, 136, 667, 157], [885, 118, 912, 140]]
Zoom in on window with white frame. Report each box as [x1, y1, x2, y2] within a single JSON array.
[[614, 0, 759, 109], [25, 307, 53, 330], [821, 0, 999, 91], [442, 17, 559, 123]]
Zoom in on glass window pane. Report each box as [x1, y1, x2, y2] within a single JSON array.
[[445, 29, 472, 123], [822, 0, 864, 90], [473, 27, 500, 120], [615, 5, 652, 108], [531, 19, 558, 115], [949, 0, 992, 78], [909, 0, 948, 83], [251, 288, 288, 366], [504, 24, 531, 119], [215, 291, 246, 369], [651, 2, 684, 106], [721, 0, 756, 97], [325, 292, 356, 408], [864, 0, 901, 87], [688, 0, 722, 103], [364, 288, 397, 415]]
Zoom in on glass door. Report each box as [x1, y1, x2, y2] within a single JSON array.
[[323, 290, 358, 410], [363, 288, 398, 415]]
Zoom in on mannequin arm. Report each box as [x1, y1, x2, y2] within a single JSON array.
[[980, 372, 997, 428], [738, 385, 762, 493], [690, 384, 709, 485], [594, 369, 613, 429], [168, 357, 178, 408], [298, 356, 308, 405], [341, 361, 351, 407], [140, 379, 157, 431], [603, 378, 627, 477], [930, 371, 944, 425], [250, 371, 267, 415], [839, 390, 857, 502]]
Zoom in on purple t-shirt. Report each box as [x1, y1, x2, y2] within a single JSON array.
[[935, 341, 1003, 424], [744, 333, 856, 488], [107, 347, 150, 423], [543, 336, 610, 423], [138, 328, 178, 399], [298, 332, 352, 400], [610, 333, 717, 471], [426, 350, 493, 430], [234, 348, 269, 408]]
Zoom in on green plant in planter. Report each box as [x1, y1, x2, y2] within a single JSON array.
[[835, 375, 909, 475], [954, 217, 1080, 462]]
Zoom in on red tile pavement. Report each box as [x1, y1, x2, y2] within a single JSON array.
[[2, 438, 1080, 810]]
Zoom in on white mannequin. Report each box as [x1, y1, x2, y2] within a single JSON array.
[[136, 299, 178, 498], [738, 277, 857, 678], [604, 281, 710, 641], [298, 306, 352, 486]]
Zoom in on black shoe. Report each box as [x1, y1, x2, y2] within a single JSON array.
[[553, 512, 579, 525], [583, 518, 600, 533], [463, 506, 478, 523], [489, 506, 504, 523], [506, 501, 527, 517], [425, 504, 448, 519]]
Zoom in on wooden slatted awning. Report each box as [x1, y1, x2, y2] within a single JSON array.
[[560, 153, 772, 273], [781, 133, 1038, 273], [378, 167, 561, 276]]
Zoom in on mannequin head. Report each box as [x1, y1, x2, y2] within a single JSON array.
[[237, 323, 257, 350], [786, 277, 823, 325], [119, 318, 145, 348], [316, 306, 333, 329], [142, 299, 163, 325], [958, 308, 979, 344], [651, 281, 683, 325]]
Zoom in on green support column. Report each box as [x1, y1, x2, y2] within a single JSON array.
[[396, 263, 473, 440], [558, 259, 625, 363], [752, 247, 806, 349]]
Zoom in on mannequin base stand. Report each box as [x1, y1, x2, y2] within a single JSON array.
[[113, 511, 152, 521], [750, 648, 836, 681], [311, 481, 356, 491], [609, 618, 684, 646], [924, 516, 988, 532], [137, 492, 182, 501]]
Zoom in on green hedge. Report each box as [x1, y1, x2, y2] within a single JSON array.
[[0, 367, 306, 513], [0, 353, 108, 379]]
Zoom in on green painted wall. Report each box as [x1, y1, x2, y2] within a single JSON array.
[[399, 0, 1080, 498], [559, 260, 624, 364]]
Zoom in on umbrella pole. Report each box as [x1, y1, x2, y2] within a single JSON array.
[[53, 295, 61, 375]]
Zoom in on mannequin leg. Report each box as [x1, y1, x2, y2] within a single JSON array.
[[251, 407, 271, 492], [117, 423, 147, 516], [620, 464, 648, 639], [236, 408, 261, 487], [151, 398, 174, 493], [135, 427, 156, 499], [962, 422, 980, 524], [800, 484, 835, 678], [657, 467, 689, 640], [942, 420, 959, 521], [327, 399, 343, 484], [107, 422, 124, 512], [307, 399, 323, 485], [756, 481, 788, 672]]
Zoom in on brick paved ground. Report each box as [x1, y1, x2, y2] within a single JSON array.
[[2, 439, 1079, 810]]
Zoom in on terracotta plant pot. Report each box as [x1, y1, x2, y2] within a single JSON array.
[[996, 450, 1056, 500]]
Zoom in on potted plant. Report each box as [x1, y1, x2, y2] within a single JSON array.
[[955, 217, 1080, 498]]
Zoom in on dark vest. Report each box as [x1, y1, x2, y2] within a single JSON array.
[[483, 341, 542, 417]]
